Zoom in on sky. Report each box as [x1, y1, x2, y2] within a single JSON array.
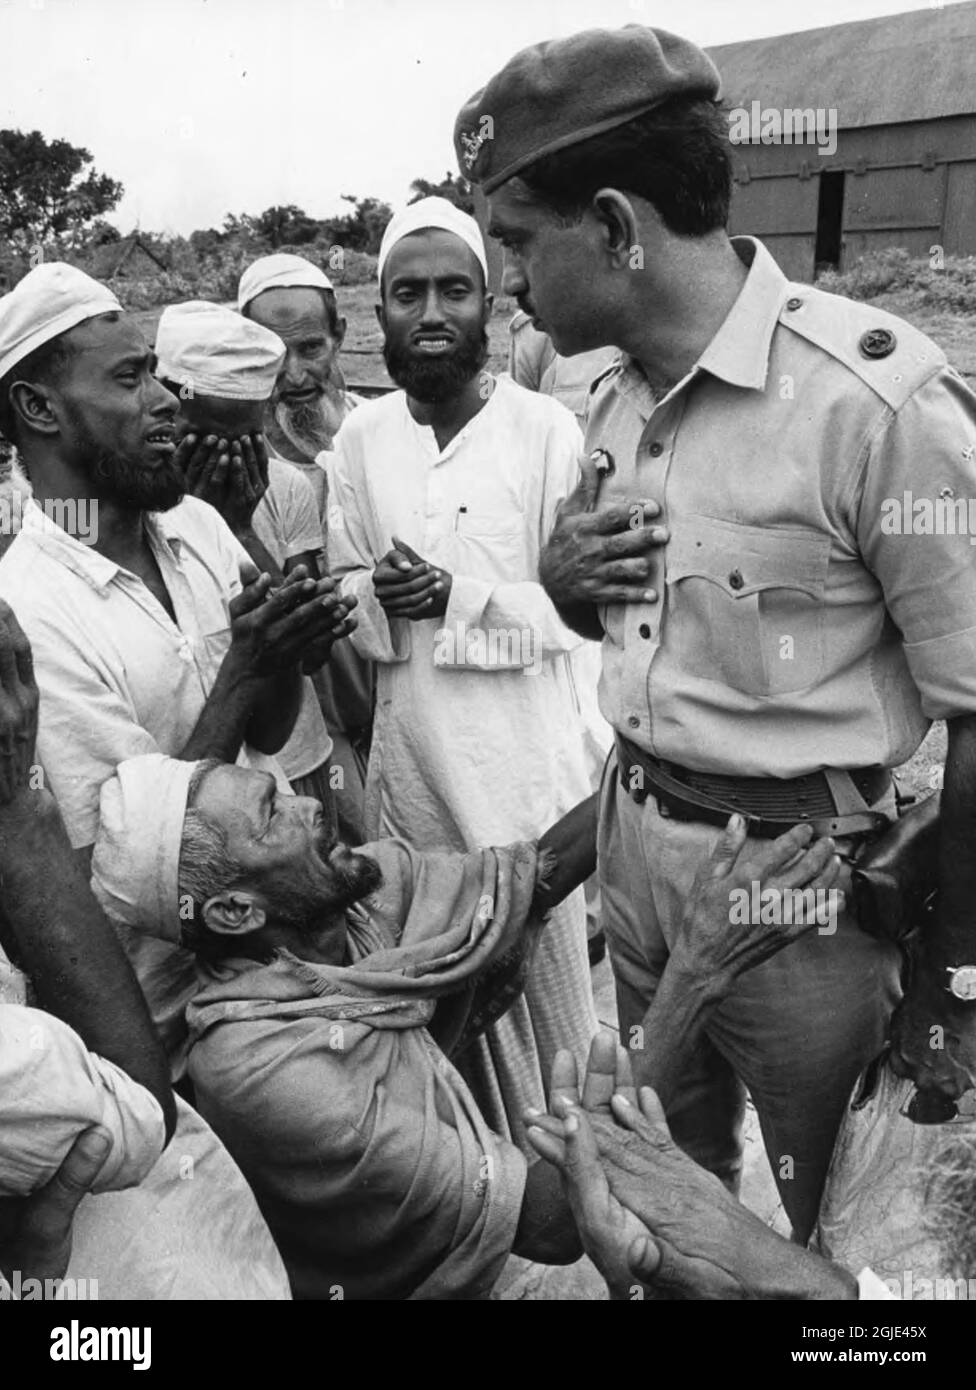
[[0, 0, 963, 236]]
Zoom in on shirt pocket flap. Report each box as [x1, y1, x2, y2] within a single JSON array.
[[667, 514, 829, 600]]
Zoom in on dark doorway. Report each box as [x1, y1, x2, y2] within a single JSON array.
[[815, 170, 846, 274]]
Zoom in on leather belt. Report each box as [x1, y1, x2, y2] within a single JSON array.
[[614, 733, 891, 840]]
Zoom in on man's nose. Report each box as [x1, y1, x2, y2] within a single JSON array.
[[419, 287, 448, 325], [282, 350, 308, 388], [149, 376, 177, 416], [501, 255, 526, 298]]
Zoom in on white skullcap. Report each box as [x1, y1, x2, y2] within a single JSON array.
[[237, 252, 334, 312], [91, 753, 200, 943], [155, 300, 285, 401], [377, 196, 488, 286], [0, 262, 121, 381]]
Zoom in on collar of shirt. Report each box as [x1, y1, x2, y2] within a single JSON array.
[[401, 373, 502, 465], [20, 496, 184, 594], [610, 236, 789, 418]]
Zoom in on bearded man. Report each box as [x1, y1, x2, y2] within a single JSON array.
[[0, 263, 354, 1073], [239, 252, 373, 842], [326, 197, 599, 1146]]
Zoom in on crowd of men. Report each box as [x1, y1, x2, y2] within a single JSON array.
[[2, 21, 976, 1302]]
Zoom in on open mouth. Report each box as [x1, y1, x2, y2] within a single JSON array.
[[413, 336, 454, 356], [146, 426, 176, 452]]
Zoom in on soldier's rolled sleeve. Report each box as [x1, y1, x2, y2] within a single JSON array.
[[858, 366, 976, 719]]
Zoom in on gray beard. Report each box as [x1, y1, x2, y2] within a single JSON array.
[[272, 388, 348, 462]]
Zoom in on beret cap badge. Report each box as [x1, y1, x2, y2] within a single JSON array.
[[459, 126, 489, 172]]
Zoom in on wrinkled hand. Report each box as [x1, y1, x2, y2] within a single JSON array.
[[176, 432, 269, 534], [528, 1037, 809, 1300], [230, 562, 357, 677], [538, 452, 669, 608], [670, 816, 844, 993], [373, 535, 451, 621], [0, 1127, 112, 1292], [525, 1039, 656, 1298], [889, 961, 976, 1101], [0, 600, 39, 805]]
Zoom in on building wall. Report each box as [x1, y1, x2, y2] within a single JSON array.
[[728, 114, 976, 281]]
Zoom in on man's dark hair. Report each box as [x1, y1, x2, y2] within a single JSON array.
[[0, 333, 76, 450], [243, 285, 343, 338], [514, 96, 732, 237]]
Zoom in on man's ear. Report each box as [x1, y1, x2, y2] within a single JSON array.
[[374, 301, 387, 334], [201, 889, 266, 936], [335, 315, 347, 349], [481, 291, 495, 330], [9, 380, 60, 437], [591, 189, 642, 269]]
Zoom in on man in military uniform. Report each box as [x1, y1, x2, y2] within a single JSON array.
[[455, 24, 976, 1242]]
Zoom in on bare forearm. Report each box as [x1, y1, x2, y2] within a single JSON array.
[[0, 793, 176, 1139], [630, 959, 726, 1106], [179, 649, 265, 762], [533, 795, 598, 915], [245, 666, 302, 755]]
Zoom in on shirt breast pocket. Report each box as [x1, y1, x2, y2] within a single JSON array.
[[666, 515, 829, 698], [450, 510, 526, 572]]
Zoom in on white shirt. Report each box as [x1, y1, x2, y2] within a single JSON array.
[[0, 495, 286, 847], [251, 457, 332, 779], [327, 375, 594, 848]]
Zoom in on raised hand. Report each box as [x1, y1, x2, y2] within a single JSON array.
[[230, 562, 358, 677]]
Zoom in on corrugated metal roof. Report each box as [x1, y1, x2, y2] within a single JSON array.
[[708, 1, 976, 129]]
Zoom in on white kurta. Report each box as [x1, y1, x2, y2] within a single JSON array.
[[327, 376, 599, 1143]]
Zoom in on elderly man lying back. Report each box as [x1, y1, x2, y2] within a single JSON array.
[[89, 753, 840, 1301]]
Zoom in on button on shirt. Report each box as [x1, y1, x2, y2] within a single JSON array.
[[586, 236, 976, 776], [0, 495, 284, 848]]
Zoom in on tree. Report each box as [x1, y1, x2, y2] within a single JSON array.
[[321, 195, 392, 255], [0, 129, 123, 249], [254, 204, 319, 249], [408, 171, 474, 215]]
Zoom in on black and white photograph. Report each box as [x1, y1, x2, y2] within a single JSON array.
[[0, 0, 974, 1347]]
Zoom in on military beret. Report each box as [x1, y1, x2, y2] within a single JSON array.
[[454, 24, 721, 194]]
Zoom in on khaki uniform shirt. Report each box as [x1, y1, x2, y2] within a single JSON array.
[[586, 236, 976, 777]]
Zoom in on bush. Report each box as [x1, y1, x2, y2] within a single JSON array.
[[818, 249, 976, 315]]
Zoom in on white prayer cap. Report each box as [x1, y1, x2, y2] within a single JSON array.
[[377, 196, 488, 286], [91, 753, 200, 942], [155, 300, 285, 401], [0, 262, 121, 381], [237, 252, 334, 312]]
